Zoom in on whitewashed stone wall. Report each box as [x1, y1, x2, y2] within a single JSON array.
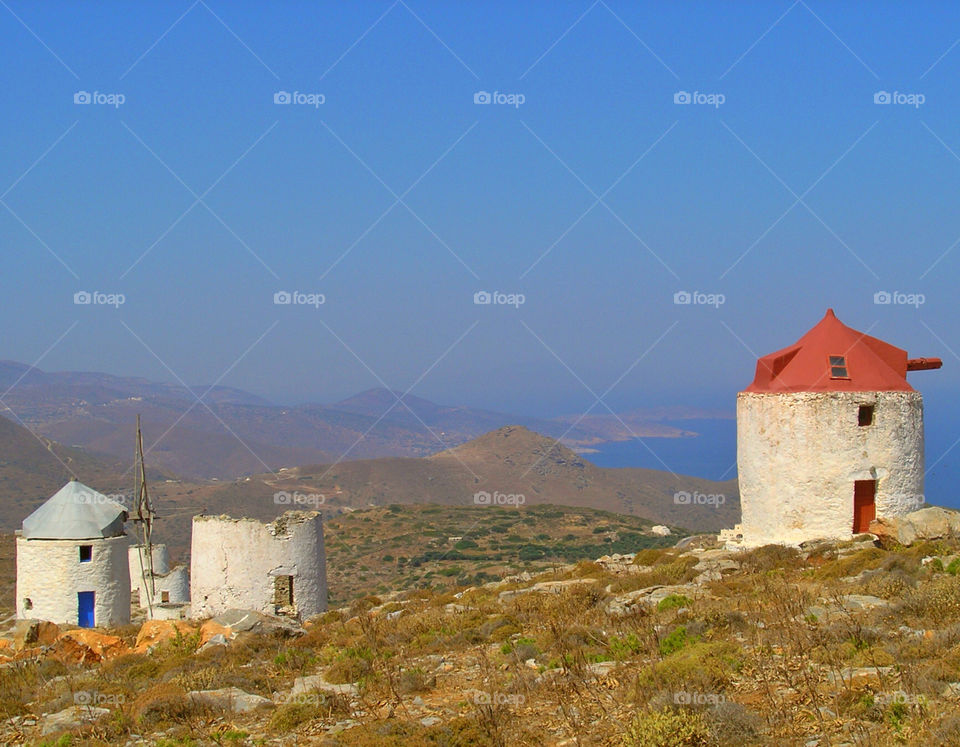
[[190, 511, 327, 620], [737, 390, 924, 547], [128, 544, 170, 591], [16, 534, 131, 626]]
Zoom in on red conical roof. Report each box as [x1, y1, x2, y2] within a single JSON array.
[[745, 309, 927, 393]]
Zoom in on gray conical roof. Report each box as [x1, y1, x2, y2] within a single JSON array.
[[21, 480, 127, 539]]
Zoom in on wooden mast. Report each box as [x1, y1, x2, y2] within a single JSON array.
[[134, 415, 156, 618]]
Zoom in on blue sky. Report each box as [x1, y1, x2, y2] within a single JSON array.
[[2, 0, 959, 430]]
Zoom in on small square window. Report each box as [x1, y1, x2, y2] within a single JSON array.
[[79, 545, 92, 563], [829, 355, 849, 379], [161, 591, 170, 603], [858, 404, 874, 426]]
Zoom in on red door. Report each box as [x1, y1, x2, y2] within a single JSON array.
[[853, 480, 876, 533]]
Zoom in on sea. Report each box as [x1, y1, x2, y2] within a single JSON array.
[[585, 417, 960, 511]]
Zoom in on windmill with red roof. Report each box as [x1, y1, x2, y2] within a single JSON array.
[[724, 309, 941, 547]]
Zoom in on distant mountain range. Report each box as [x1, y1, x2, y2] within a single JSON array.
[[0, 361, 731, 480]]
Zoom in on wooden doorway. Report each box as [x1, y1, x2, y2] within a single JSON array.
[[853, 480, 877, 534]]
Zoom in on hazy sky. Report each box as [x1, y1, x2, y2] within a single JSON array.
[[2, 1, 958, 420]]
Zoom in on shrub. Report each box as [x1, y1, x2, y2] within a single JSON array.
[[622, 708, 711, 746], [659, 626, 696, 656], [658, 594, 693, 613]]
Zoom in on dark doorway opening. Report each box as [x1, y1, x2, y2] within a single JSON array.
[[274, 575, 294, 610]]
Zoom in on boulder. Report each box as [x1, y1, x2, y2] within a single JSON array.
[[40, 705, 110, 735], [291, 674, 359, 697], [651, 525, 671, 537], [198, 634, 229, 652], [606, 585, 696, 617], [187, 687, 272, 713], [13, 620, 60, 650], [498, 578, 598, 603], [134, 619, 196, 653], [199, 619, 233, 646], [211, 609, 305, 637], [56, 630, 128, 661], [870, 507, 960, 546]]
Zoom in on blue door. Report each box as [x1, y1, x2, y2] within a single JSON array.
[[77, 591, 95, 628]]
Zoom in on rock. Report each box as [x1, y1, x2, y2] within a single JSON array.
[[40, 705, 110, 735], [54, 630, 128, 662], [187, 687, 272, 713], [585, 661, 617, 677], [839, 595, 892, 612], [212, 609, 305, 637], [13, 620, 61, 650], [824, 666, 893, 685], [135, 620, 196, 654], [651, 525, 671, 537], [412, 696, 425, 707], [524, 658, 538, 670], [869, 506, 960, 546], [199, 619, 233, 646], [292, 674, 359, 697], [941, 682, 960, 700], [606, 585, 696, 617], [498, 578, 598, 602], [198, 634, 229, 652], [421, 716, 442, 727], [674, 535, 719, 551]]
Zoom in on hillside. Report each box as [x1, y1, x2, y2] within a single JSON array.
[[0, 413, 134, 529], [323, 503, 684, 606], [0, 361, 731, 479], [158, 426, 738, 559], [5, 529, 960, 744]]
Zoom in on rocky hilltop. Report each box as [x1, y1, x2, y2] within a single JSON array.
[[3, 507, 960, 745]]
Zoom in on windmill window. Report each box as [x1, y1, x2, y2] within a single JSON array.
[[79, 545, 92, 563], [858, 404, 875, 426], [23, 598, 32, 610], [161, 591, 170, 603], [829, 355, 849, 379]]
